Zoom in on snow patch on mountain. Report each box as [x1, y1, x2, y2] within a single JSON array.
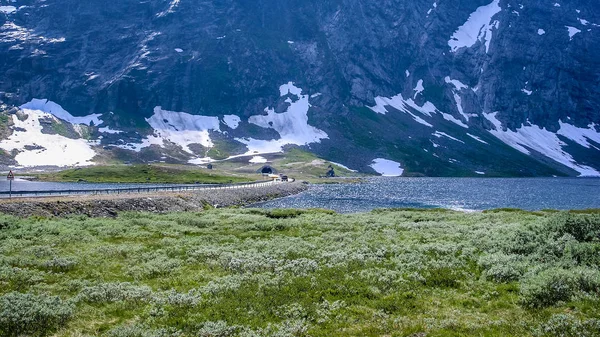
[[448, 0, 501, 53], [236, 82, 328, 155], [557, 121, 600, 149], [444, 76, 468, 90], [330, 161, 358, 172], [467, 133, 489, 144], [0, 6, 17, 14], [371, 89, 469, 129], [566, 26, 581, 40], [21, 99, 102, 126], [249, 156, 268, 164], [444, 77, 472, 122], [441, 112, 468, 128], [413, 80, 424, 98], [370, 95, 432, 127], [484, 113, 600, 176], [122, 107, 220, 154], [433, 131, 465, 144], [222, 115, 241, 129], [99, 127, 122, 134], [0, 103, 97, 167], [371, 158, 404, 177]]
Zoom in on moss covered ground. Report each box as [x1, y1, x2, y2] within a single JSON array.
[[1, 209, 600, 336]]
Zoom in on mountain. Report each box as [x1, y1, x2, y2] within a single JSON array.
[[1, 0, 599, 176]]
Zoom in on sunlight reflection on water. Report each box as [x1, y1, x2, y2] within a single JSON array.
[[254, 177, 600, 213]]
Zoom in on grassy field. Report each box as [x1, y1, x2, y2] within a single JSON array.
[[199, 148, 364, 184], [27, 147, 364, 185], [32, 165, 254, 184], [1, 209, 600, 336]]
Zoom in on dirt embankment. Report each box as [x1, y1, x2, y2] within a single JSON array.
[[0, 182, 308, 218]]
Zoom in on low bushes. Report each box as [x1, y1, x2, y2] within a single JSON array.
[[535, 314, 600, 337], [520, 267, 600, 308], [0, 292, 74, 337], [549, 212, 600, 242], [1, 209, 600, 336], [77, 282, 153, 304]]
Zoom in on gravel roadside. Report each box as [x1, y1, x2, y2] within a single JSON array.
[[0, 182, 308, 217]]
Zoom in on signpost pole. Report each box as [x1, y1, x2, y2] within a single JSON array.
[[7, 170, 14, 199]]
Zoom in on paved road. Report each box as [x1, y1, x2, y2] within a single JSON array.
[[0, 180, 282, 199]]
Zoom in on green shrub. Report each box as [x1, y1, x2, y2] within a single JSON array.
[[104, 323, 180, 337], [502, 228, 542, 255], [127, 256, 182, 280], [42, 257, 77, 272], [566, 242, 600, 266], [520, 268, 576, 308], [0, 292, 74, 337], [0, 266, 46, 290], [195, 321, 238, 337], [266, 209, 306, 219], [0, 216, 17, 230], [535, 314, 600, 337], [520, 268, 600, 308], [77, 282, 153, 303], [549, 212, 600, 242], [478, 253, 527, 283]]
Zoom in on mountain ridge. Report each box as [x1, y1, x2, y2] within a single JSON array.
[[0, 0, 599, 176]]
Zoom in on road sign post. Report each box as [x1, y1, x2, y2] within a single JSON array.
[[7, 170, 14, 198]]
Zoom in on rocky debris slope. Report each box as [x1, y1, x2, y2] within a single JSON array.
[[0, 182, 308, 218]]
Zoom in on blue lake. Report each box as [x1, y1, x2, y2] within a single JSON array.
[[254, 177, 600, 212]]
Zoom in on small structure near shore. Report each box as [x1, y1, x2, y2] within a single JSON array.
[[326, 165, 335, 178]]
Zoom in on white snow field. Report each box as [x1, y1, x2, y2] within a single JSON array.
[[566, 26, 581, 40], [235, 82, 328, 155], [0, 6, 17, 14], [0, 100, 99, 167], [370, 158, 404, 177], [484, 113, 600, 176], [433, 131, 465, 144], [370, 94, 433, 127], [126, 107, 221, 154], [467, 133, 489, 144], [448, 0, 501, 53], [370, 89, 468, 128], [222, 115, 241, 129], [330, 161, 358, 172], [249, 156, 268, 164], [444, 76, 475, 122], [21, 99, 102, 126], [557, 121, 600, 149]]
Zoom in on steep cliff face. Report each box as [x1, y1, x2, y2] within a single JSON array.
[[0, 0, 599, 176]]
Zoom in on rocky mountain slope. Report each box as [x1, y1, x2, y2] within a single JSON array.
[[0, 0, 599, 176]]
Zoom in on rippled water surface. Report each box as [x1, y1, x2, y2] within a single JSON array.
[[255, 177, 600, 212]]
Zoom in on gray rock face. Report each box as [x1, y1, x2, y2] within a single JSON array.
[[0, 0, 599, 176]]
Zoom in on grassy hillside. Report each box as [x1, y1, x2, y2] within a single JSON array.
[[33, 165, 253, 184], [1, 209, 600, 336]]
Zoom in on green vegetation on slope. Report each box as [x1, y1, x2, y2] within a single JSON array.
[[1, 209, 600, 336], [33, 165, 253, 184]]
